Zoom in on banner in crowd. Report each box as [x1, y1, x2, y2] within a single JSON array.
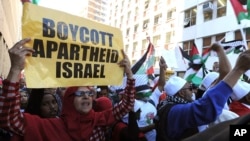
[[22, 3, 124, 88]]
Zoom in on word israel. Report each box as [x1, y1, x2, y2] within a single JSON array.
[[32, 18, 119, 79]]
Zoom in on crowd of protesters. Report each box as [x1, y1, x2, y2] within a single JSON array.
[[1, 0, 250, 140], [1, 37, 250, 141]]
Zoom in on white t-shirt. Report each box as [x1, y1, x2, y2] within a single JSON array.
[[122, 99, 157, 141]]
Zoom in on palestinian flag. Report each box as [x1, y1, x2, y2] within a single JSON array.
[[183, 68, 197, 83], [179, 46, 191, 61], [146, 43, 155, 75], [190, 43, 202, 65], [21, 0, 40, 4], [230, 0, 249, 24], [179, 46, 191, 64], [202, 48, 210, 63], [131, 42, 155, 75], [183, 43, 208, 86], [210, 40, 246, 57], [221, 40, 246, 54], [184, 65, 209, 86]]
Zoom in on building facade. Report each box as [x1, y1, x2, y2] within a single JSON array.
[[0, 0, 23, 78], [85, 0, 110, 24], [108, 0, 250, 73], [1, 0, 249, 78]]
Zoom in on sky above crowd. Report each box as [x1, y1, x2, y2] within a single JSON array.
[[39, 0, 87, 16]]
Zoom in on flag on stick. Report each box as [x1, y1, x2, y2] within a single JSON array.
[[183, 43, 208, 86], [131, 39, 155, 75], [230, 0, 249, 24], [230, 0, 249, 49], [190, 43, 202, 65], [179, 47, 190, 64], [146, 42, 155, 75]]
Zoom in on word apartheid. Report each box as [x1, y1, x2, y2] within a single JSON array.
[[22, 3, 124, 87], [32, 39, 119, 78], [29, 18, 120, 79], [32, 39, 119, 62]]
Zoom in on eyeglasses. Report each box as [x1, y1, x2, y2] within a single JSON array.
[[74, 91, 94, 97]]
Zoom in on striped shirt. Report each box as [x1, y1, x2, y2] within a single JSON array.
[[0, 78, 135, 141]]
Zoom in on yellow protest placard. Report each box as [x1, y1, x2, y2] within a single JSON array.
[[22, 3, 124, 88]]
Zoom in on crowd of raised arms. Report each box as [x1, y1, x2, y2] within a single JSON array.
[[1, 38, 250, 141]]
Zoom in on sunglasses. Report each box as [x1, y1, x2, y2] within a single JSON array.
[[74, 91, 94, 97]]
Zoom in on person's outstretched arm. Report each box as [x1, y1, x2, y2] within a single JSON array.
[[0, 38, 34, 135], [150, 56, 167, 106], [210, 42, 232, 85], [113, 50, 135, 120], [158, 56, 167, 92], [223, 49, 250, 87], [167, 49, 250, 139]]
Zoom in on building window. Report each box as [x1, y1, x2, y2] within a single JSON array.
[[183, 40, 194, 55], [126, 29, 130, 37], [127, 11, 131, 19], [203, 37, 212, 48], [142, 39, 148, 51], [217, 0, 227, 18], [234, 29, 250, 49], [215, 33, 225, 41], [166, 32, 171, 43], [153, 35, 161, 45], [125, 44, 129, 52], [204, 11, 213, 22], [143, 20, 149, 30], [122, 0, 124, 7], [184, 7, 197, 28], [135, 7, 139, 15], [114, 20, 117, 27], [134, 15, 137, 21], [134, 24, 138, 33], [121, 16, 124, 24], [167, 8, 176, 21], [235, 30, 243, 40], [154, 14, 162, 25], [133, 42, 138, 51], [167, 0, 171, 5], [145, 0, 149, 9]]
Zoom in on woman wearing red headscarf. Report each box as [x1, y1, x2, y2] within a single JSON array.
[[0, 38, 135, 141]]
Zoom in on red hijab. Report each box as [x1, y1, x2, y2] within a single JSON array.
[[11, 86, 114, 141], [61, 87, 102, 140]]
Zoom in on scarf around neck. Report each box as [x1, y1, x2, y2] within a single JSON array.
[[157, 95, 189, 110]]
